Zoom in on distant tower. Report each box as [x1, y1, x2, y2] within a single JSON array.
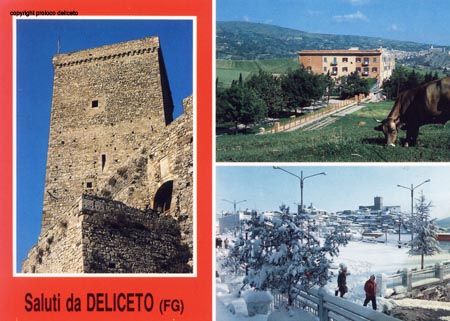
[[41, 36, 173, 234], [374, 196, 383, 211]]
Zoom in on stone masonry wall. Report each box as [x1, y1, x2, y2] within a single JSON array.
[[22, 198, 84, 273], [80, 195, 191, 273], [22, 194, 191, 273], [42, 36, 174, 234]]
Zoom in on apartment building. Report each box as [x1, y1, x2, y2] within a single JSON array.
[[299, 47, 395, 84]]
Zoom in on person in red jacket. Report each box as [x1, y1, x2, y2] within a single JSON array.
[[363, 275, 377, 310]]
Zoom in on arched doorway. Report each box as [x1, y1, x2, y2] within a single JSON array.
[[153, 180, 173, 214]]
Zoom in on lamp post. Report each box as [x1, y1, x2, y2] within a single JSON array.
[[273, 167, 326, 214], [222, 199, 247, 215], [397, 179, 430, 249]]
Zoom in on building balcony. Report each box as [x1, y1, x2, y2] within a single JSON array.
[[362, 61, 370, 66]]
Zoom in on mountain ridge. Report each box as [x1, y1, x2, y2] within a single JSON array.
[[217, 21, 432, 60]]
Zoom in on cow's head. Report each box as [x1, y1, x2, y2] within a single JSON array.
[[374, 117, 401, 147]]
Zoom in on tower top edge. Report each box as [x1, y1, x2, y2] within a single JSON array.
[[52, 36, 160, 67]]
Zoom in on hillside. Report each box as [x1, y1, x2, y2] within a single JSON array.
[[217, 21, 431, 60], [436, 217, 450, 230]]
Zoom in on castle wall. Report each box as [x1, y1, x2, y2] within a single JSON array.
[[22, 194, 191, 273]]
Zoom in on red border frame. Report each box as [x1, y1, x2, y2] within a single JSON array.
[[0, 1, 212, 320]]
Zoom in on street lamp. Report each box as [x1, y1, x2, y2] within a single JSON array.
[[397, 179, 430, 249], [273, 166, 326, 214], [222, 199, 247, 215]]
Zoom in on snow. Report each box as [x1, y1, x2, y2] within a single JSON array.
[[216, 232, 450, 321]]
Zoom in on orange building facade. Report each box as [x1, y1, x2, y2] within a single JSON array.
[[299, 48, 395, 85]]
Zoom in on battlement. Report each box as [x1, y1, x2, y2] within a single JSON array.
[[52, 36, 160, 68]]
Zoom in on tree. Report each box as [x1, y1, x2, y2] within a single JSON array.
[[382, 65, 409, 100], [216, 77, 267, 134], [408, 193, 441, 269], [246, 70, 285, 118], [229, 211, 347, 305], [338, 72, 370, 99], [281, 67, 327, 114]]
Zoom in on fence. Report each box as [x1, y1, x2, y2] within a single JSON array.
[[266, 94, 366, 134], [381, 261, 450, 292], [273, 288, 401, 321]]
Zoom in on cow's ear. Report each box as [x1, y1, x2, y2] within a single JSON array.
[[398, 122, 406, 130], [374, 124, 383, 131]]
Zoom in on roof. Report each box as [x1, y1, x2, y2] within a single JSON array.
[[299, 49, 383, 56]]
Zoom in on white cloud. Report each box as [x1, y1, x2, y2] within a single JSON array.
[[388, 24, 402, 32], [333, 10, 369, 22], [344, 0, 370, 5]]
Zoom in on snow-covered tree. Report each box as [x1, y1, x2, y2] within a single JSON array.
[[229, 211, 347, 305], [408, 193, 441, 269]]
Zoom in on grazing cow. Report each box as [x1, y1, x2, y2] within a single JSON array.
[[374, 76, 450, 146]]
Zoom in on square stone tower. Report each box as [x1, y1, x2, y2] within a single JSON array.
[[42, 36, 173, 234], [22, 36, 193, 273]]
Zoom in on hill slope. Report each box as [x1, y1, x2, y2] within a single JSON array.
[[217, 21, 431, 60]]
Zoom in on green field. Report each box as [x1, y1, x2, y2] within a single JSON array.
[[216, 101, 450, 162], [216, 58, 299, 87]]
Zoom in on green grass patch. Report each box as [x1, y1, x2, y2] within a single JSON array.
[[216, 101, 450, 162], [216, 58, 299, 87]]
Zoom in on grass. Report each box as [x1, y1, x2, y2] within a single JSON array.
[[216, 101, 450, 162], [216, 58, 299, 87]]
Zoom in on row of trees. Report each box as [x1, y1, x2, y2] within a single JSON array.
[[382, 66, 440, 99], [216, 68, 370, 134]]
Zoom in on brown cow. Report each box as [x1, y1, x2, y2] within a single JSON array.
[[375, 76, 450, 146]]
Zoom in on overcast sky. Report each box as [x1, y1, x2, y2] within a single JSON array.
[[216, 165, 450, 220], [216, 0, 450, 46]]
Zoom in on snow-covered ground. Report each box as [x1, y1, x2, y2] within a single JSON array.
[[215, 233, 450, 321]]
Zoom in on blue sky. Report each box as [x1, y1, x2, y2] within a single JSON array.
[[216, 0, 450, 46], [216, 165, 450, 220], [15, 18, 193, 271]]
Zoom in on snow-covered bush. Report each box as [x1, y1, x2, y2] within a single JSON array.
[[228, 211, 348, 305]]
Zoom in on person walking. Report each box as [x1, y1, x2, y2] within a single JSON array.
[[363, 275, 377, 310], [335, 265, 347, 297]]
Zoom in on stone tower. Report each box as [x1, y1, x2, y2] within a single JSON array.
[[22, 36, 194, 273]]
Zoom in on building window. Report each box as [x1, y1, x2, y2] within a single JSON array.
[[342, 57, 348, 62], [342, 67, 348, 72], [323, 66, 327, 72], [86, 182, 93, 189], [373, 57, 377, 63], [91, 100, 99, 108], [356, 67, 361, 73], [356, 57, 362, 63], [372, 67, 378, 73], [324, 57, 328, 63]]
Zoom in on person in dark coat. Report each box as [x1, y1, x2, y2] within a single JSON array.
[[335, 266, 347, 297], [363, 275, 377, 310]]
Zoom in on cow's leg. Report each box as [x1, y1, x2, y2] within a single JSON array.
[[406, 125, 419, 147]]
